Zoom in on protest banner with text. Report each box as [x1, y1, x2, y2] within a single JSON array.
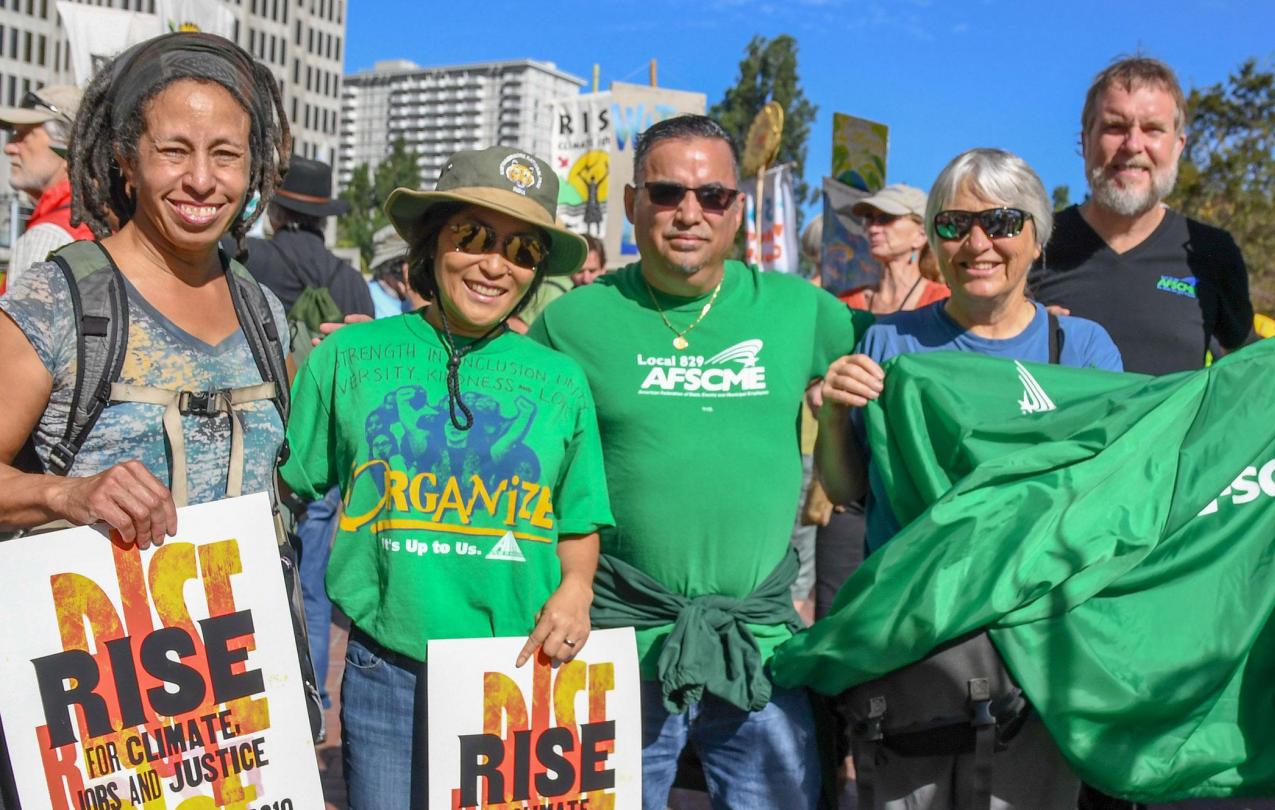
[[550, 92, 613, 240], [429, 628, 641, 810], [605, 82, 706, 269], [0, 492, 322, 810]]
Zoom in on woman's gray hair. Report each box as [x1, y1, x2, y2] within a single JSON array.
[[924, 148, 1052, 252]]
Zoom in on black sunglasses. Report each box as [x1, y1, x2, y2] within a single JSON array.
[[449, 221, 547, 268], [933, 208, 1033, 240], [636, 181, 739, 213], [20, 90, 60, 116], [861, 211, 902, 226]]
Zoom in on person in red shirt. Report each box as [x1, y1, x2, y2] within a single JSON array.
[[0, 84, 94, 291], [839, 183, 949, 314]]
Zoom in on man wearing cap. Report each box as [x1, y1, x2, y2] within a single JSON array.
[[1030, 56, 1252, 376], [241, 155, 374, 318], [0, 85, 94, 289], [529, 114, 871, 809]]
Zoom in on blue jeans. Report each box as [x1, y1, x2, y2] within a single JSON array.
[[640, 678, 820, 810], [341, 629, 428, 809], [299, 485, 341, 708]]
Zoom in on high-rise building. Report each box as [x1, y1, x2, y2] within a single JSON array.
[[338, 58, 585, 190]]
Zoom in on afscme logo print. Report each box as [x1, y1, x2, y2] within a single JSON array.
[[1198, 458, 1275, 516], [635, 339, 769, 397], [1015, 361, 1056, 414], [705, 339, 763, 367]]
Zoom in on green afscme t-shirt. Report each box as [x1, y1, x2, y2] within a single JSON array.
[[529, 261, 871, 675], [281, 313, 614, 662]]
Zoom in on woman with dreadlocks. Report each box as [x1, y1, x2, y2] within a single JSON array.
[[280, 146, 613, 805], [0, 30, 290, 546]]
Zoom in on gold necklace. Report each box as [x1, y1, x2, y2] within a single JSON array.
[[643, 275, 723, 350]]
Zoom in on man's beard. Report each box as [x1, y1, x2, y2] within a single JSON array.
[[1089, 160, 1179, 217]]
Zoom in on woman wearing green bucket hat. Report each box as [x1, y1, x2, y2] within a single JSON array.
[[280, 146, 614, 806]]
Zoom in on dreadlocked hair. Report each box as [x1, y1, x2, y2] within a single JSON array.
[[69, 32, 291, 255]]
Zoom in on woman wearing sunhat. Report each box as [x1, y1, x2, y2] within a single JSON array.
[[839, 183, 950, 313], [280, 145, 614, 806]]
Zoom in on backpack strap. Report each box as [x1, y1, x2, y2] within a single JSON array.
[[959, 678, 996, 810], [108, 382, 277, 507], [45, 241, 129, 476], [851, 696, 886, 810], [1047, 312, 1065, 365], [226, 255, 290, 421]]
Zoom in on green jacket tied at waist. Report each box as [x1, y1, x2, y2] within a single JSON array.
[[591, 548, 802, 714]]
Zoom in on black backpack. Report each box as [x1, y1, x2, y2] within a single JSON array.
[[13, 240, 324, 743]]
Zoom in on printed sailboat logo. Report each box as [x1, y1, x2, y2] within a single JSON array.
[[486, 531, 526, 562], [1015, 361, 1056, 415]]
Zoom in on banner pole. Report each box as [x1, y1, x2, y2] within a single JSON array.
[[755, 163, 766, 267]]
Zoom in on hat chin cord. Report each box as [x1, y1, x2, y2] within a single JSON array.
[[431, 294, 508, 432]]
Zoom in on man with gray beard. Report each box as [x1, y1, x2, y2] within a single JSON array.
[[1030, 56, 1252, 375]]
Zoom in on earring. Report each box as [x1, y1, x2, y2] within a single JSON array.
[[909, 250, 918, 264]]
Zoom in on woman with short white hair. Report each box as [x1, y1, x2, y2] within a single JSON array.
[[814, 147, 1124, 809]]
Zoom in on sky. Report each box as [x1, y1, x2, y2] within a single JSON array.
[[345, 0, 1274, 214]]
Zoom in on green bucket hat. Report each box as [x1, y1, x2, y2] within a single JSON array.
[[385, 146, 586, 277]]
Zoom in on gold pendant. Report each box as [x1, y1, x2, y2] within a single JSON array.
[[673, 335, 689, 350]]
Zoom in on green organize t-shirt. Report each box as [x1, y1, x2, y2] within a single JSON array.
[[281, 313, 614, 661], [529, 261, 871, 674]]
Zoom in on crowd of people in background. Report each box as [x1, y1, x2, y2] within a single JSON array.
[[0, 28, 1259, 810]]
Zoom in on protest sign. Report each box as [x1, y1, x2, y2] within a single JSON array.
[[550, 92, 613, 239], [821, 176, 878, 295], [0, 492, 322, 809], [428, 627, 642, 810], [606, 82, 706, 268], [743, 163, 800, 273], [56, 1, 235, 86], [831, 112, 888, 192]]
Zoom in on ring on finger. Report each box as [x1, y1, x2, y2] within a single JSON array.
[[564, 639, 577, 647]]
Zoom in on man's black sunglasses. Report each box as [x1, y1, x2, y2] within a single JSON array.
[[636, 181, 739, 213], [933, 208, 1033, 240]]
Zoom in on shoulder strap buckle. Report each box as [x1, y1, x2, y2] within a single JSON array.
[[178, 389, 226, 418], [46, 442, 77, 475]]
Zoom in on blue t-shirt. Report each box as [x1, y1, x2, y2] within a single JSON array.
[[856, 301, 1123, 551], [368, 278, 410, 320]]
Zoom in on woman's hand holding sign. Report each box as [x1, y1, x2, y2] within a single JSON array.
[[517, 532, 600, 667]]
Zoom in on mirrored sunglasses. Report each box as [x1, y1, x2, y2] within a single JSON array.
[[933, 208, 1032, 240], [636, 181, 739, 213], [449, 221, 547, 268]]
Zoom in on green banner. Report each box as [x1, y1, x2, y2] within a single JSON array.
[[772, 339, 1275, 801]]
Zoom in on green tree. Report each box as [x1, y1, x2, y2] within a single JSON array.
[[1167, 59, 1275, 312], [710, 34, 818, 222], [1052, 185, 1071, 211], [338, 137, 421, 269]]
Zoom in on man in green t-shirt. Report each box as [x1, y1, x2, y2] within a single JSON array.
[[529, 114, 870, 809]]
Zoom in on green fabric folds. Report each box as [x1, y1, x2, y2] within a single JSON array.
[[770, 339, 1275, 802], [591, 549, 802, 714]]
